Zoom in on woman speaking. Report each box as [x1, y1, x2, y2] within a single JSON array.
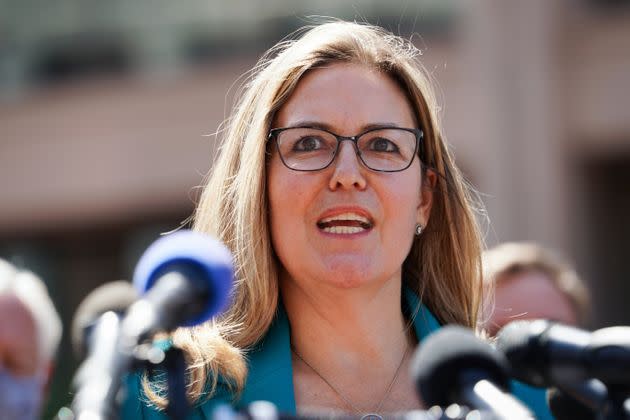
[[122, 20, 550, 419]]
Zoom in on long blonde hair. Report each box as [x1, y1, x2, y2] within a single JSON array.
[[144, 20, 485, 407]]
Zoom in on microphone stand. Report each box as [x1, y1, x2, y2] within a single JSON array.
[[116, 343, 191, 420], [73, 341, 190, 420], [157, 346, 190, 419]]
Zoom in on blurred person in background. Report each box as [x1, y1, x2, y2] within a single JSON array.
[[482, 241, 591, 336], [0, 258, 63, 420]]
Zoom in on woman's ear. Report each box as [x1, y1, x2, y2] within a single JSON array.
[[417, 169, 437, 226]]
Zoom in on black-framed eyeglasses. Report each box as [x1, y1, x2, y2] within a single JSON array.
[[268, 126, 423, 172]]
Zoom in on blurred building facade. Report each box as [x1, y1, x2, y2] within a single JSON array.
[[1, 0, 629, 415]]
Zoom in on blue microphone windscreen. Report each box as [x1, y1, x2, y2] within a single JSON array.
[[133, 230, 234, 326]]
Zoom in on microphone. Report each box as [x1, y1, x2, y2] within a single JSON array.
[[548, 379, 607, 416], [411, 325, 534, 419], [495, 320, 630, 388], [546, 381, 606, 420], [71, 282, 138, 414], [73, 230, 234, 420], [71, 280, 138, 360], [120, 229, 234, 343]]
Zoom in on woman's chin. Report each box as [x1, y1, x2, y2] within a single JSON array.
[[319, 257, 384, 289], [323, 274, 369, 289]]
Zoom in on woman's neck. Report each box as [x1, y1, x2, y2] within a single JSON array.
[[281, 273, 421, 414], [280, 273, 412, 377]]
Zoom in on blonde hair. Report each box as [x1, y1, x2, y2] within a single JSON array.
[[483, 242, 591, 325], [0, 258, 63, 370], [144, 20, 485, 407]]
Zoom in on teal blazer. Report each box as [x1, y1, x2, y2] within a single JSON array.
[[121, 289, 553, 419]]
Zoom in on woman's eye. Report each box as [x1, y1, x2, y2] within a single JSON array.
[[294, 136, 322, 151], [369, 137, 398, 152]]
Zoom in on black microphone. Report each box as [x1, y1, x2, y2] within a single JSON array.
[[71, 280, 138, 361], [546, 382, 604, 420], [549, 378, 608, 416], [73, 230, 235, 420], [411, 325, 534, 419], [496, 320, 630, 388]]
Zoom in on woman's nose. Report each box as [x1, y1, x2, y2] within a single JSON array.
[[328, 141, 367, 191]]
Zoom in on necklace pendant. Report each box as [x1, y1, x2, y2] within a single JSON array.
[[361, 414, 383, 420]]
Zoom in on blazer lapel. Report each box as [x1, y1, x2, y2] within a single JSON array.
[[238, 304, 296, 413]]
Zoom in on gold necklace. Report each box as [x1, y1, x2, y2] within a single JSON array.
[[291, 344, 410, 420]]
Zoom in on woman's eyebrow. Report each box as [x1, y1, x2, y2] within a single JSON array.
[[285, 121, 405, 131], [285, 120, 331, 130], [361, 122, 404, 130]]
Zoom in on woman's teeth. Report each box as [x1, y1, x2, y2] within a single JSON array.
[[321, 225, 366, 234], [319, 212, 371, 226]]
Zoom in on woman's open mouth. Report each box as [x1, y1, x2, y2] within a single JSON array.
[[316, 212, 373, 234]]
